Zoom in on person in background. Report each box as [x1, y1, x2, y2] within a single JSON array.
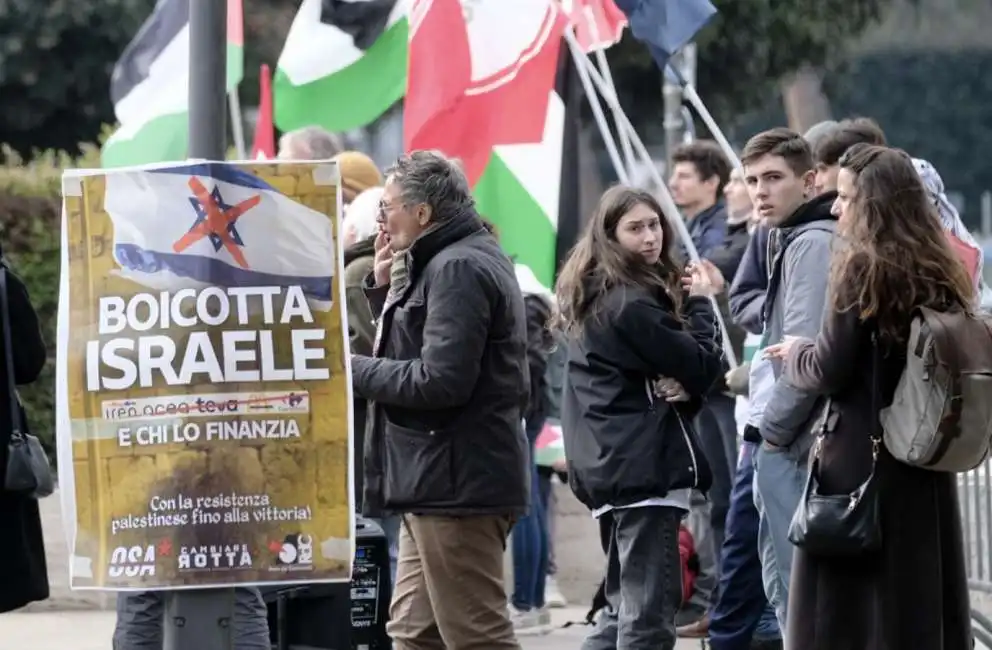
[[706, 167, 755, 283], [352, 150, 528, 650], [670, 140, 735, 633], [764, 144, 972, 650], [509, 264, 555, 635], [912, 159, 991, 307], [669, 140, 733, 261], [678, 169, 781, 649], [811, 117, 887, 196], [277, 125, 344, 161], [555, 185, 723, 650], [333, 151, 384, 207]]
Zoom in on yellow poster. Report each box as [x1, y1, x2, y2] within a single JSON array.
[[58, 161, 353, 590]]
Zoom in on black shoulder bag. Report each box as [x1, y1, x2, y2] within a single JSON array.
[[2, 267, 54, 499], [787, 332, 882, 556]]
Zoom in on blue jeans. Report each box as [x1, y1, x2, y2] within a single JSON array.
[[708, 442, 780, 650], [512, 422, 548, 611], [753, 443, 807, 630]]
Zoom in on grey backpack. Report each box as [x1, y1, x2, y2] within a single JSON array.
[[880, 306, 992, 472]]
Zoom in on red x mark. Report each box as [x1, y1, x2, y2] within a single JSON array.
[[172, 177, 261, 269]]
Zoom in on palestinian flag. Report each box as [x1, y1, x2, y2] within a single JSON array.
[[101, 0, 244, 168], [405, 0, 566, 288], [275, 0, 407, 133]]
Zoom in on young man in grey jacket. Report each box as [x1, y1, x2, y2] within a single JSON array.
[[739, 128, 838, 631]]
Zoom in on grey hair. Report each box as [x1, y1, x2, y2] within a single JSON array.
[[385, 150, 475, 221], [281, 126, 344, 159], [803, 120, 840, 150]]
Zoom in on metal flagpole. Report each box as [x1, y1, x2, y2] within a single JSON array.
[[667, 67, 742, 171], [228, 90, 248, 159], [165, 1, 236, 645], [565, 39, 631, 185], [583, 10, 636, 178], [563, 30, 739, 368]]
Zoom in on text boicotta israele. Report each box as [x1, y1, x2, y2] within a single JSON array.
[[84, 285, 330, 392]]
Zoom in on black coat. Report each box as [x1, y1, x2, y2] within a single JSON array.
[[561, 288, 723, 511], [0, 264, 49, 613], [784, 307, 972, 650], [352, 213, 529, 518]]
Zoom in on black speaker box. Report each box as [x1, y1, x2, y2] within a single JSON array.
[[262, 517, 391, 650]]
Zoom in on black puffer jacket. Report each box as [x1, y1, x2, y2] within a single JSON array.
[[352, 211, 530, 517], [562, 287, 723, 511]]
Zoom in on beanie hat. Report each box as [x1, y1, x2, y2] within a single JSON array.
[[333, 151, 383, 199]]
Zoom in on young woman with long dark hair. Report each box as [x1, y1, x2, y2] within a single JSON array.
[[554, 185, 723, 649], [765, 144, 973, 649]]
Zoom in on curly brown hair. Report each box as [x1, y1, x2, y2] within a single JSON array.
[[552, 185, 683, 336], [829, 144, 973, 342]]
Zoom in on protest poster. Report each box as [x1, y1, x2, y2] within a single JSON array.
[[57, 160, 353, 590]]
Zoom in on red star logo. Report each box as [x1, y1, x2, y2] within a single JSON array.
[[172, 176, 261, 269], [157, 538, 173, 556], [268, 540, 283, 554]]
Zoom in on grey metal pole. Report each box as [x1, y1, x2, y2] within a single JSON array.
[[188, 0, 228, 159], [164, 1, 234, 646], [662, 50, 687, 172]]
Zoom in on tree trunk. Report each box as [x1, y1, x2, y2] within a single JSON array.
[[781, 66, 833, 133]]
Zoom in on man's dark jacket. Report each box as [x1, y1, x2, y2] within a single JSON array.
[[729, 225, 771, 335], [352, 212, 530, 517]]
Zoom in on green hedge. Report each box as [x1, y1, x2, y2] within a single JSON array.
[[0, 143, 101, 459]]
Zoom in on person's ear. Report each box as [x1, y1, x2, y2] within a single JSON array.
[[416, 204, 432, 227], [801, 169, 816, 197]]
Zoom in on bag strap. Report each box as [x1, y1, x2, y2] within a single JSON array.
[[0, 267, 23, 437], [869, 330, 881, 460]]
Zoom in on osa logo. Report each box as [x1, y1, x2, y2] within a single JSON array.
[[108, 544, 156, 578]]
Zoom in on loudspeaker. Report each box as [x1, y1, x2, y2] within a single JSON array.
[[262, 517, 391, 650]]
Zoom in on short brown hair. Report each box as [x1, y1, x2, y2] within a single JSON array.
[[671, 140, 732, 196], [814, 117, 887, 167], [741, 127, 813, 176]]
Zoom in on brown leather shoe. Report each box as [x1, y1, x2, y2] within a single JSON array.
[[676, 614, 710, 638]]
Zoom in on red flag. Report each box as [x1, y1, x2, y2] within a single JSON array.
[[404, 0, 565, 185], [251, 64, 275, 160], [564, 0, 627, 53]]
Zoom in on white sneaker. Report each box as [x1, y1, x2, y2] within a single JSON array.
[[509, 605, 550, 636], [535, 607, 553, 634], [544, 576, 567, 608]]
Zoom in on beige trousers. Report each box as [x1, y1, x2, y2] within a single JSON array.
[[387, 514, 520, 650]]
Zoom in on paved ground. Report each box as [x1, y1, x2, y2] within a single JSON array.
[[0, 608, 711, 649]]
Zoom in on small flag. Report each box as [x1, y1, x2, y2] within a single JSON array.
[[252, 64, 275, 160], [612, 0, 715, 72]]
